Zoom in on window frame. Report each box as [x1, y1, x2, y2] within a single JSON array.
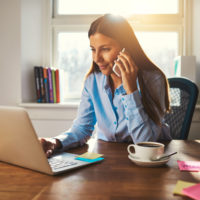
[[45, 0, 192, 100]]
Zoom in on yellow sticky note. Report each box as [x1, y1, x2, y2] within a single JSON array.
[[173, 180, 196, 195], [77, 152, 104, 160]]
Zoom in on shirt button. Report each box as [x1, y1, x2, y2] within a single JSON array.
[[125, 105, 127, 108], [122, 97, 125, 101], [114, 121, 117, 125], [126, 117, 129, 120]]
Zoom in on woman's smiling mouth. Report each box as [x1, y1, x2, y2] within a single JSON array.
[[99, 65, 108, 70]]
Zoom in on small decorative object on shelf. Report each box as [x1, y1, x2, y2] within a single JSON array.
[[34, 66, 60, 103]]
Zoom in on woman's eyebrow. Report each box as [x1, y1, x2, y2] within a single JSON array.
[[90, 44, 112, 49]]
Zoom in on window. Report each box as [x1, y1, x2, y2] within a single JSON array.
[[49, 0, 189, 101], [56, 0, 179, 15], [56, 31, 91, 98]]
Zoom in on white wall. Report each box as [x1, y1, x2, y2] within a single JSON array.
[[21, 0, 44, 102], [0, 0, 45, 105], [0, 0, 21, 106], [193, 0, 200, 90]]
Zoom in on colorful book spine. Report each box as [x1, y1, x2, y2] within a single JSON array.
[[43, 68, 49, 103], [51, 69, 57, 103], [34, 66, 42, 103], [34, 66, 60, 103], [47, 68, 54, 103], [39, 66, 45, 103], [55, 69, 60, 103]]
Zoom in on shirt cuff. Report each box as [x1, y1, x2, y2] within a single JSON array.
[[54, 132, 78, 151], [121, 90, 146, 123], [121, 90, 142, 109]]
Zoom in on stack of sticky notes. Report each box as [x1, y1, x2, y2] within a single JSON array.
[[173, 180, 196, 195], [182, 184, 200, 200], [177, 160, 200, 172], [75, 152, 104, 163], [173, 161, 200, 199], [173, 180, 200, 200]]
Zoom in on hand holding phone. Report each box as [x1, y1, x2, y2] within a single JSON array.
[[112, 48, 125, 77]]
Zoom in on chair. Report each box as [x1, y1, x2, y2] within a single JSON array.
[[164, 77, 199, 139]]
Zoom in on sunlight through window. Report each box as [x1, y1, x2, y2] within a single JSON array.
[[58, 0, 178, 15], [53, 0, 183, 100]]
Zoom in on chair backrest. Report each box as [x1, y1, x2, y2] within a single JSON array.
[[165, 77, 199, 139]]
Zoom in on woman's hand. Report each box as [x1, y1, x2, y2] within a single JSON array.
[[39, 137, 62, 158], [114, 50, 138, 94]]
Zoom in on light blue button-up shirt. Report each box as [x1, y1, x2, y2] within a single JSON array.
[[55, 72, 171, 150]]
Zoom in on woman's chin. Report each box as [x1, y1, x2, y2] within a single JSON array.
[[100, 70, 110, 76]]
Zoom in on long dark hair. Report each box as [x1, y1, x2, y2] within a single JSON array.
[[87, 14, 170, 125]]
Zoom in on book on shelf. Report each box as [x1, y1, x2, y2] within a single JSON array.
[[43, 68, 49, 103], [55, 69, 60, 103], [51, 69, 57, 103], [47, 67, 54, 103], [39, 66, 45, 103], [34, 66, 41, 103], [34, 66, 61, 103]]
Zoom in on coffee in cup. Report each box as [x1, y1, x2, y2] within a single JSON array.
[[127, 141, 164, 161]]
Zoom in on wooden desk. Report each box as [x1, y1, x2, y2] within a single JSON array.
[[0, 140, 200, 200]]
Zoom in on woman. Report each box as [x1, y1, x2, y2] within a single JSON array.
[[40, 14, 171, 157]]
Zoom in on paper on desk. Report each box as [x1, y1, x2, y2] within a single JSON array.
[[173, 180, 196, 195], [182, 183, 200, 200], [77, 152, 104, 160], [177, 160, 200, 172]]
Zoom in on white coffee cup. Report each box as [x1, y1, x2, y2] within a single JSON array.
[[127, 141, 164, 161]]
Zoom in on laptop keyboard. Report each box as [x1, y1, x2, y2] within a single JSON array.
[[48, 157, 78, 170]]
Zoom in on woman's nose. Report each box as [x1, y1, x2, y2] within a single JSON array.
[[93, 51, 103, 63]]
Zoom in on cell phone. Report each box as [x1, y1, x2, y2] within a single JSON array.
[[112, 48, 125, 77]]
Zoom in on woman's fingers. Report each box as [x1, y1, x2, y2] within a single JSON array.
[[46, 149, 53, 158], [119, 51, 137, 73], [39, 137, 56, 157], [115, 51, 138, 77], [114, 50, 138, 94], [117, 55, 130, 73]]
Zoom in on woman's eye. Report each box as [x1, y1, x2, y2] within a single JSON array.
[[102, 48, 110, 51]]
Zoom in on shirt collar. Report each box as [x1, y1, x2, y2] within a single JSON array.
[[103, 75, 125, 94], [103, 75, 110, 90], [117, 84, 126, 95], [103, 75, 140, 95]]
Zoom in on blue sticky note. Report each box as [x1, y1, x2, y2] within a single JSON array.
[[75, 157, 104, 163]]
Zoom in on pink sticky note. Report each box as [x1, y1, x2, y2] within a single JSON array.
[[182, 184, 200, 200], [177, 160, 200, 172]]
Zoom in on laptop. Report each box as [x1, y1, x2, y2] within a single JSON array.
[[0, 106, 103, 175]]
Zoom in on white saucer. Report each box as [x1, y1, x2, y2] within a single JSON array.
[[128, 155, 170, 167]]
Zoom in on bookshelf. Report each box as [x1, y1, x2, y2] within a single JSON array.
[[19, 102, 79, 108]]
